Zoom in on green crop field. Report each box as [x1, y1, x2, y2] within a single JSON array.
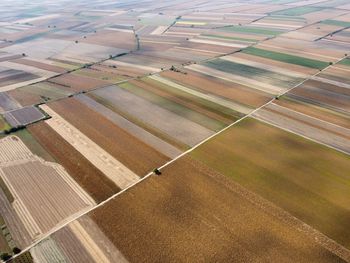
[[321, 20, 350, 27], [16, 129, 56, 162], [339, 58, 350, 66], [271, 6, 323, 16], [220, 26, 284, 36], [204, 59, 304, 88], [191, 118, 350, 249], [242, 47, 330, 69], [201, 34, 258, 42], [0, 115, 10, 132]]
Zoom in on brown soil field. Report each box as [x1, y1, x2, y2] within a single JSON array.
[[283, 24, 341, 41], [139, 39, 180, 52], [49, 98, 170, 176], [75, 63, 147, 83], [28, 122, 120, 203], [258, 38, 343, 61], [73, 68, 125, 83], [48, 74, 108, 92], [82, 30, 136, 50], [180, 41, 236, 54], [0, 72, 38, 88], [303, 9, 346, 23], [118, 53, 169, 69], [12, 58, 66, 73], [276, 96, 350, 129], [290, 83, 350, 113], [7, 88, 41, 106], [160, 69, 272, 107], [319, 67, 350, 85], [305, 79, 350, 97], [91, 156, 346, 263], [97, 62, 148, 78], [171, 46, 216, 60]]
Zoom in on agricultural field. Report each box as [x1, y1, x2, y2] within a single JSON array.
[[1, 0, 350, 262], [30, 215, 127, 263], [0, 115, 10, 132], [27, 122, 121, 203], [0, 93, 20, 113], [4, 106, 45, 127], [0, 135, 95, 251], [88, 155, 347, 263], [7, 82, 73, 107], [242, 46, 330, 70], [191, 118, 350, 250], [90, 85, 216, 148]]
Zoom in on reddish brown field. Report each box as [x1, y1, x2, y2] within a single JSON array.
[[28, 122, 120, 203], [7, 88, 41, 107], [304, 79, 350, 97], [0, 54, 23, 62], [49, 98, 170, 176], [12, 58, 66, 73], [160, 69, 272, 107], [48, 74, 108, 92], [319, 67, 350, 85], [75, 63, 146, 82], [82, 30, 136, 50], [97, 62, 148, 78], [90, 157, 345, 263], [290, 80, 350, 113], [181, 41, 238, 54]]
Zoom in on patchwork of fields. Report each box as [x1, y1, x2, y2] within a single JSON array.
[[0, 0, 349, 262]]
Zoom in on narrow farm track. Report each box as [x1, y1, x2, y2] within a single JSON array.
[[10, 43, 350, 261]]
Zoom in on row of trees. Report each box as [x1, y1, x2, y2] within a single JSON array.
[[0, 247, 21, 261]]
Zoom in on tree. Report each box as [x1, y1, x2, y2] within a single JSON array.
[[153, 168, 161, 175], [13, 247, 21, 254], [0, 253, 12, 261]]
